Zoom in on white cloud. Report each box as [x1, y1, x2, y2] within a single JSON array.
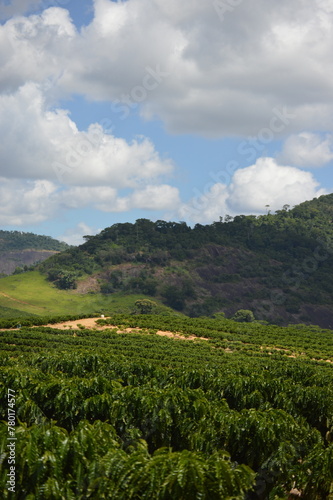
[[2, 1, 333, 135], [228, 158, 326, 212], [0, 178, 57, 225], [0, 0, 39, 20], [278, 132, 333, 167], [129, 185, 180, 211], [59, 0, 333, 135], [0, 81, 180, 225], [0, 1, 331, 228], [0, 178, 181, 226], [0, 7, 75, 93], [0, 82, 174, 188], [179, 158, 326, 223], [57, 222, 101, 246], [59, 184, 180, 213], [178, 183, 229, 222]]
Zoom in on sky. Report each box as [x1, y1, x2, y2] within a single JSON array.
[[1, 0, 333, 245]]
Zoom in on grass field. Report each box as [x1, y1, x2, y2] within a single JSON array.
[[0, 271, 173, 317]]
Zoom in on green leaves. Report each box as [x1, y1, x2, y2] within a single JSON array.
[[0, 315, 332, 498], [295, 443, 333, 498], [0, 422, 255, 499]]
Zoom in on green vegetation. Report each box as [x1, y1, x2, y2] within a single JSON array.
[[0, 272, 178, 317], [0, 305, 37, 319], [1, 196, 333, 497], [46, 268, 78, 289], [232, 309, 256, 322], [36, 194, 333, 327], [2, 193, 333, 326], [0, 230, 68, 252], [0, 314, 332, 498], [134, 299, 158, 314]]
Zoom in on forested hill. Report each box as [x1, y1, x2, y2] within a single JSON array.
[[0, 231, 68, 252], [0, 231, 69, 275], [38, 193, 333, 327]]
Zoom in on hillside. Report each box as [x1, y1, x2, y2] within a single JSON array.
[[0, 230, 69, 275], [36, 193, 333, 328], [0, 271, 179, 318], [0, 314, 332, 498]]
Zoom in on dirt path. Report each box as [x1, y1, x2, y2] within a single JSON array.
[[46, 317, 106, 329], [44, 317, 209, 342]]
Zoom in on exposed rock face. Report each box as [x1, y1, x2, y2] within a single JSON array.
[[0, 250, 59, 275]]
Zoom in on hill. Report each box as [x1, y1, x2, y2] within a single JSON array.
[[35, 193, 333, 328], [0, 271, 179, 318], [0, 230, 69, 275], [0, 314, 332, 498]]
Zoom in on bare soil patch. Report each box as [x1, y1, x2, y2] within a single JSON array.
[[44, 317, 209, 341], [45, 317, 105, 329]]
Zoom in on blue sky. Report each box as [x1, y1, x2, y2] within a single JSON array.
[[1, 0, 333, 244]]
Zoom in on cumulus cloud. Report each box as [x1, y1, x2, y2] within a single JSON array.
[[0, 7, 75, 93], [0, 179, 181, 226], [2, 1, 333, 135], [228, 158, 326, 212], [0, 1, 331, 228], [0, 0, 39, 20], [129, 185, 181, 211], [0, 0, 70, 20], [0, 178, 57, 225], [178, 183, 229, 222], [57, 222, 101, 246], [0, 82, 174, 187], [0, 81, 180, 224], [59, 184, 180, 213], [278, 132, 333, 167], [178, 158, 326, 223]]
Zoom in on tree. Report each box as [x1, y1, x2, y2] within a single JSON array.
[[134, 299, 157, 314], [47, 268, 77, 290], [161, 285, 186, 311], [56, 271, 77, 290], [232, 309, 255, 322]]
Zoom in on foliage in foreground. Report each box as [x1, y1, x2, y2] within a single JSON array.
[[0, 421, 255, 500], [0, 314, 332, 498]]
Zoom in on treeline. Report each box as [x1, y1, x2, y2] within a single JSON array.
[[80, 193, 333, 260], [0, 230, 69, 252], [40, 194, 333, 274]]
